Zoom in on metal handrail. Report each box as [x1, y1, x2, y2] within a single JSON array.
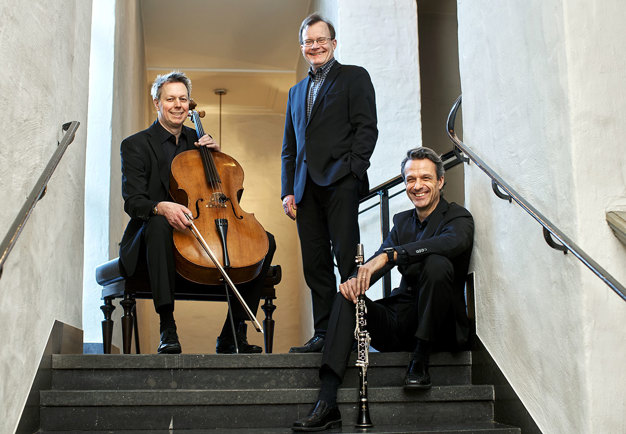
[[447, 95, 625, 302], [0, 121, 80, 279]]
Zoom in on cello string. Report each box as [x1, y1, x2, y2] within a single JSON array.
[[193, 110, 225, 220]]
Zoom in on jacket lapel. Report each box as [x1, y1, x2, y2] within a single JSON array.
[[420, 199, 449, 240], [294, 79, 309, 131], [146, 121, 170, 191]]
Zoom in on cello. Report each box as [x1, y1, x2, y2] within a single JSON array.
[[169, 101, 269, 328]]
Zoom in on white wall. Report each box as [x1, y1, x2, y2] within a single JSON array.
[[83, 0, 116, 346], [457, 0, 626, 432], [0, 0, 92, 431]]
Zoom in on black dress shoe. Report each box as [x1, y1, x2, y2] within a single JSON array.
[[216, 322, 262, 354], [157, 327, 182, 354], [289, 335, 325, 353], [292, 400, 341, 431], [404, 358, 431, 389]]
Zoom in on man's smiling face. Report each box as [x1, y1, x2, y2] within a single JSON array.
[[404, 158, 444, 221], [154, 81, 189, 134], [301, 21, 337, 71]]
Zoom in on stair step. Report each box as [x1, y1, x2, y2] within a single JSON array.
[[39, 351, 522, 432], [51, 352, 471, 369], [40, 420, 520, 433], [50, 352, 472, 390], [41, 385, 494, 406], [40, 386, 495, 430]]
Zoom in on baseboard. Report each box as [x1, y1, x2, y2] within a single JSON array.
[[16, 320, 83, 434], [472, 337, 543, 433]]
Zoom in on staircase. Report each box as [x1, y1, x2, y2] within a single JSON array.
[[39, 352, 520, 433]]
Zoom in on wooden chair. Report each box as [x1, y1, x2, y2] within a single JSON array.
[[95, 257, 280, 354]]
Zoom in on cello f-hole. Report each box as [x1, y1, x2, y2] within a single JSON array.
[[193, 198, 204, 219]]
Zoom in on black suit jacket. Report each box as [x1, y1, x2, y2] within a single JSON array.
[[370, 199, 474, 346], [119, 121, 197, 276], [281, 61, 378, 202]]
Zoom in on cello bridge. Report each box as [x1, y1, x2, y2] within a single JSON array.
[[207, 192, 228, 208]]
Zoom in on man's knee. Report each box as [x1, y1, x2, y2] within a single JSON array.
[[144, 215, 172, 239], [422, 255, 454, 281], [404, 254, 454, 286]]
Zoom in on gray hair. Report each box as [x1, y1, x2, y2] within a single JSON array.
[[299, 13, 336, 44], [150, 71, 191, 101], [400, 147, 445, 181]]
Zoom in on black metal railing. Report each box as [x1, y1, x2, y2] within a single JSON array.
[[0, 121, 80, 279], [358, 151, 465, 297], [446, 95, 625, 302]]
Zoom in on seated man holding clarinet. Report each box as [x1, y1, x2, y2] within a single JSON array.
[[292, 147, 474, 432]]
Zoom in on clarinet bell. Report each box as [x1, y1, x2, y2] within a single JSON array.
[[355, 404, 373, 428]]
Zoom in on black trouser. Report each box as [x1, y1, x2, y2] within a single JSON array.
[[321, 254, 457, 380], [296, 174, 361, 334], [142, 215, 276, 320]]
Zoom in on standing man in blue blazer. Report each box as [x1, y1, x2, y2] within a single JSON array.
[[281, 13, 378, 353]]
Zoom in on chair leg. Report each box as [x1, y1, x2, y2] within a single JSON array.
[[120, 294, 135, 354], [100, 298, 115, 354], [261, 297, 276, 354], [132, 303, 141, 354]]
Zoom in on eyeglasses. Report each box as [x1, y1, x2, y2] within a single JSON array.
[[302, 37, 332, 47]]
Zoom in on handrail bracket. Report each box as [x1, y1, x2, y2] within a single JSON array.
[[543, 228, 568, 254], [491, 180, 512, 203]]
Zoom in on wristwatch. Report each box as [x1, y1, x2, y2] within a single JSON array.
[[152, 204, 159, 216], [383, 247, 395, 264]]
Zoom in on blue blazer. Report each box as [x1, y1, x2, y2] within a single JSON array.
[[281, 61, 378, 202]]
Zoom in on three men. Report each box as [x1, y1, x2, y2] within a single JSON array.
[[119, 71, 275, 354], [292, 147, 474, 431], [281, 13, 378, 353]]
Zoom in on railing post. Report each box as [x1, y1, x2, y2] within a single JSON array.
[[378, 190, 392, 298]]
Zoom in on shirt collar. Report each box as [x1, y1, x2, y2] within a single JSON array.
[[308, 58, 336, 79], [413, 198, 447, 229], [153, 119, 188, 145]]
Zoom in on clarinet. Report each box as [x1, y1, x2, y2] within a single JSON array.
[[354, 244, 373, 428]]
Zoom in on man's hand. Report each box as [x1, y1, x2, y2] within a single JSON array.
[[195, 134, 220, 151], [282, 195, 297, 220], [155, 201, 193, 231], [339, 253, 388, 303]]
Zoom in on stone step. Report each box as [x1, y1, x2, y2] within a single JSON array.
[[40, 420, 521, 433], [50, 352, 472, 390], [40, 385, 495, 431]]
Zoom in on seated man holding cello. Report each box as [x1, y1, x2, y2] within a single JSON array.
[[119, 71, 275, 354]]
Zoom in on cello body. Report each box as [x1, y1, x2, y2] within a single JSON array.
[[169, 111, 268, 285]]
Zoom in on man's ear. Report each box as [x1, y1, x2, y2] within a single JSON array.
[[153, 98, 160, 112], [438, 176, 445, 190]]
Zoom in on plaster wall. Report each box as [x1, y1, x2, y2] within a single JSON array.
[[111, 0, 147, 257], [457, 0, 626, 432], [103, 0, 148, 351], [0, 0, 92, 432], [83, 0, 115, 345], [563, 1, 626, 430]]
